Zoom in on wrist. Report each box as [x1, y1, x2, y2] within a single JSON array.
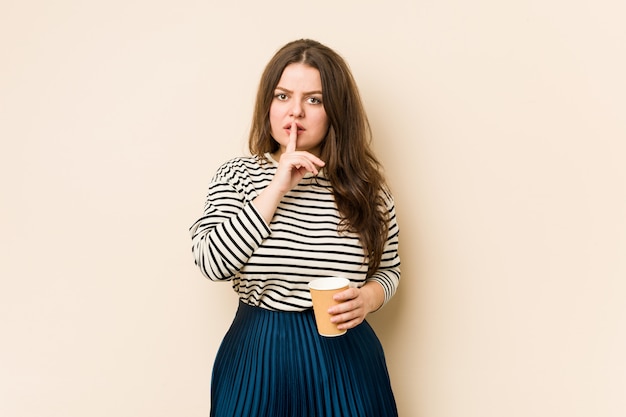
[[253, 183, 286, 224], [361, 281, 385, 313]]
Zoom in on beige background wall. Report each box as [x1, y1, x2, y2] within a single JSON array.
[[2, 1, 625, 416]]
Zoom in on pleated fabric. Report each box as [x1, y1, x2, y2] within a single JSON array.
[[210, 301, 398, 417]]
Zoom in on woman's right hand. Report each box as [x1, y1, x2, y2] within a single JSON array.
[[272, 122, 325, 194], [252, 122, 325, 224]]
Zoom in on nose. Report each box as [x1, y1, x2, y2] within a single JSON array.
[[290, 101, 304, 118]]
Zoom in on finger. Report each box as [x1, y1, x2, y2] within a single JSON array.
[[281, 155, 313, 174], [296, 153, 325, 172], [329, 299, 362, 318], [309, 155, 325, 169], [286, 122, 297, 153], [337, 317, 363, 330], [331, 308, 365, 328], [333, 288, 357, 302], [283, 154, 323, 175]]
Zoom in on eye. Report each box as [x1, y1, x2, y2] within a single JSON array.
[[274, 93, 288, 101], [307, 96, 323, 105]]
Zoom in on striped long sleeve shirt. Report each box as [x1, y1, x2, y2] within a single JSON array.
[[190, 154, 401, 312]]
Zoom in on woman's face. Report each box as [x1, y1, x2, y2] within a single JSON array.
[[269, 63, 329, 159]]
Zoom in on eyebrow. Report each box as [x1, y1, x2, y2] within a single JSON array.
[[275, 86, 323, 95]]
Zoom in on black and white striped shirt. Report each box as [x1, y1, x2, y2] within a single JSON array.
[[190, 154, 400, 312]]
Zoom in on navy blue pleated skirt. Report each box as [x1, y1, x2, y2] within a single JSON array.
[[210, 301, 398, 417]]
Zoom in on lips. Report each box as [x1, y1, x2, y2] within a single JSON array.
[[283, 123, 305, 134]]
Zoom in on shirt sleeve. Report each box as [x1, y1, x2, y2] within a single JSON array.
[[189, 175, 271, 281], [365, 191, 401, 306]]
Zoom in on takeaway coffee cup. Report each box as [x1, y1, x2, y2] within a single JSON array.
[[308, 277, 350, 337]]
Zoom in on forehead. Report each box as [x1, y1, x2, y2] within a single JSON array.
[[276, 63, 322, 90]]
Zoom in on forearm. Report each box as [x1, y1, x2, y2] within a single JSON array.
[[251, 181, 286, 224], [191, 203, 271, 280]]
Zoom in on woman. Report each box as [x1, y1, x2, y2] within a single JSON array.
[[190, 39, 400, 417]]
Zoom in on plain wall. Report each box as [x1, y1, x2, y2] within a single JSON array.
[[1, 1, 625, 416]]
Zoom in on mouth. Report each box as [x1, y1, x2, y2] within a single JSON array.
[[283, 123, 306, 134]]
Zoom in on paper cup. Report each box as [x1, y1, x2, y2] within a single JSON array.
[[308, 277, 350, 337]]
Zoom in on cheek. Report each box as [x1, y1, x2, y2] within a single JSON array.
[[269, 105, 278, 121], [315, 113, 330, 133], [268, 106, 282, 132]]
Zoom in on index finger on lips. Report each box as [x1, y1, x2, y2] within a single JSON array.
[[286, 122, 297, 153]]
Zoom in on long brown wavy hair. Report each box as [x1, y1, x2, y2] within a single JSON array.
[[249, 39, 389, 276]]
